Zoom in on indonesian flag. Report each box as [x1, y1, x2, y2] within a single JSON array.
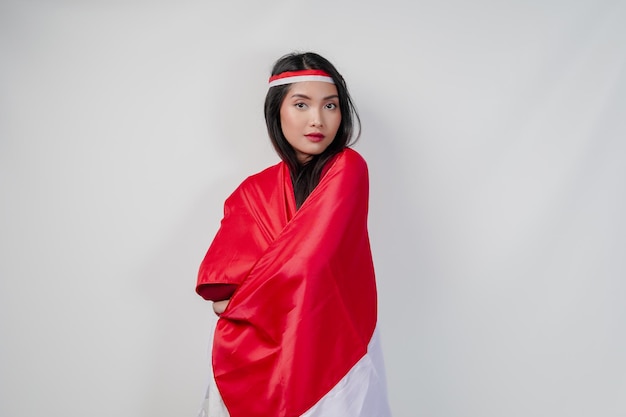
[[197, 149, 392, 417]]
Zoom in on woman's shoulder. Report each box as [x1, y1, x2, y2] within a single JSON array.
[[238, 160, 284, 191], [334, 147, 368, 173]]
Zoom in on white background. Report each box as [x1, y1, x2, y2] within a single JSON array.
[[1, 1, 625, 416]]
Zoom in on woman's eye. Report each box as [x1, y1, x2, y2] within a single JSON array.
[[295, 103, 307, 109], [325, 103, 338, 110]]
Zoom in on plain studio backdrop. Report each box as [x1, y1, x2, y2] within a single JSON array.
[[1, 1, 625, 416]]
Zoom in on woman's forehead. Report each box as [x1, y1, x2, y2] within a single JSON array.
[[286, 81, 339, 98]]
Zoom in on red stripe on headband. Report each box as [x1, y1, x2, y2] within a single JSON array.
[[268, 69, 332, 83]]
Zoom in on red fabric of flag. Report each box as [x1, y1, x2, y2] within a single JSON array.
[[197, 148, 377, 417]]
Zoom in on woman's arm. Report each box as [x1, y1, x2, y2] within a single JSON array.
[[212, 299, 230, 316]]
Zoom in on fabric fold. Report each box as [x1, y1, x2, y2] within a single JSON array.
[[197, 148, 383, 417]]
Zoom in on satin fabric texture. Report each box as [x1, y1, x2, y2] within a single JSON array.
[[197, 148, 379, 417], [198, 325, 392, 417]]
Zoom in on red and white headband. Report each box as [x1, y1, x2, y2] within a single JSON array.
[[268, 69, 334, 88]]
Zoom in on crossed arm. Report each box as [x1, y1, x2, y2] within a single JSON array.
[[212, 299, 230, 316]]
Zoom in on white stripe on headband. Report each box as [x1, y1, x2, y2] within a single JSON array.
[[268, 69, 335, 88]]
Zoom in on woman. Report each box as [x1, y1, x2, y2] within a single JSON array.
[[196, 52, 392, 417]]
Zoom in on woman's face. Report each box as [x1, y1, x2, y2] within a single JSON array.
[[279, 81, 341, 163]]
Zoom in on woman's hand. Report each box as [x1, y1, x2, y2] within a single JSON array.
[[212, 299, 230, 316]]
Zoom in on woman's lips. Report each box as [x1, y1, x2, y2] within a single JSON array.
[[305, 133, 325, 142]]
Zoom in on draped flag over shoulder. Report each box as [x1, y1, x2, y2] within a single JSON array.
[[197, 148, 392, 417]]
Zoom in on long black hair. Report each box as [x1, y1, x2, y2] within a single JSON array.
[[264, 52, 361, 208]]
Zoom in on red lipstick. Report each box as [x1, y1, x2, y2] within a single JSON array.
[[305, 133, 325, 142]]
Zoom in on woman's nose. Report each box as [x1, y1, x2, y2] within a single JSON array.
[[309, 109, 323, 127]]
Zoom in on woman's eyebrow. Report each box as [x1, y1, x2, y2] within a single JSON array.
[[290, 93, 339, 100]]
